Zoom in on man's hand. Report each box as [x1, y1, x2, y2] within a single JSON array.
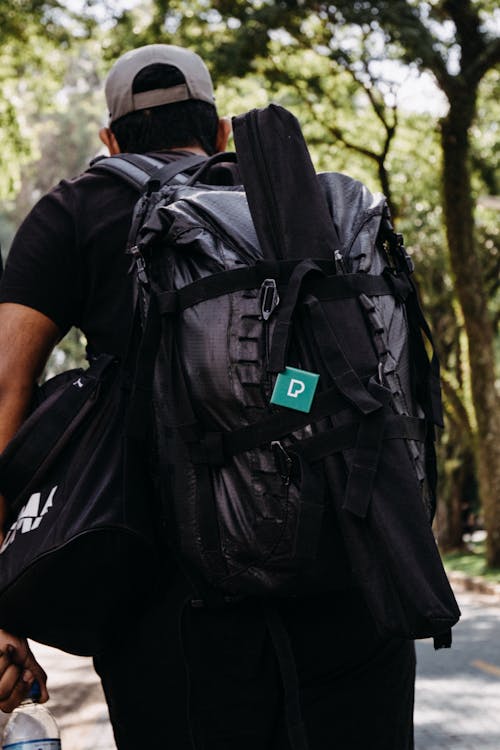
[[0, 631, 49, 712]]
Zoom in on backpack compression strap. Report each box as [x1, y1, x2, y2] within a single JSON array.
[[88, 152, 208, 193]]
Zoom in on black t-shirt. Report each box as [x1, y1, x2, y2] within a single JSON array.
[[0, 151, 193, 360]]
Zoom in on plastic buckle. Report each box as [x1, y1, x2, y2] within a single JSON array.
[[395, 233, 414, 275], [382, 267, 413, 302]]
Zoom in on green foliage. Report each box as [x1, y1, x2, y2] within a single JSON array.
[[0, 1, 100, 199], [45, 328, 88, 377], [444, 541, 500, 584], [0, 38, 105, 371], [0, 43, 105, 253]]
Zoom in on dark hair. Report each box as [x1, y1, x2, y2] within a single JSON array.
[[110, 63, 219, 154]]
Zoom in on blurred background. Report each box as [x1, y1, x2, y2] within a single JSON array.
[[1, 0, 498, 576], [0, 2, 499, 746]]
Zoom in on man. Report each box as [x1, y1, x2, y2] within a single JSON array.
[[0, 44, 415, 749]]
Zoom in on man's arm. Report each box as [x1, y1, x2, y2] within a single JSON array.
[[0, 302, 60, 709], [0, 303, 59, 533], [0, 302, 60, 460]]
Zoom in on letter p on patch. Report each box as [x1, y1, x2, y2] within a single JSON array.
[[287, 379, 306, 398]]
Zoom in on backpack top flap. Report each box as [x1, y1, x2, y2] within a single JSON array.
[[233, 104, 341, 261]]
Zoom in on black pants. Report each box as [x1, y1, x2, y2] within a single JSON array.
[[95, 582, 415, 750]]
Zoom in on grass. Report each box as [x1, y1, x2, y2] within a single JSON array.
[[443, 540, 500, 584]]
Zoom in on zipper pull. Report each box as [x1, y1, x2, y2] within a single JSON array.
[[334, 250, 346, 274], [260, 278, 280, 321], [128, 245, 149, 286], [271, 440, 292, 485]]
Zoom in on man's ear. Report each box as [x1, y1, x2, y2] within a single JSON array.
[[99, 127, 121, 155], [215, 117, 231, 153]]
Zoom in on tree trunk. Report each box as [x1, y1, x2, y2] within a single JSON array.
[[441, 94, 500, 567], [435, 436, 474, 552]]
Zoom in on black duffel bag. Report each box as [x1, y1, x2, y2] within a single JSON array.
[[0, 354, 160, 656]]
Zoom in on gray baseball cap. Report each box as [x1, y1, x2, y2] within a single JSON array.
[[105, 44, 215, 124]]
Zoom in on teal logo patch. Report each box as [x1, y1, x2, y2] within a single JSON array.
[[270, 367, 320, 413]]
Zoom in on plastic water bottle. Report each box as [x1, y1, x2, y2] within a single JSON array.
[[2, 681, 61, 749]]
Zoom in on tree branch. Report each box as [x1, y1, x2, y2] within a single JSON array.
[[469, 37, 500, 85], [324, 0, 452, 92]]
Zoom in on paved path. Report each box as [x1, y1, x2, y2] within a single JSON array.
[[415, 589, 500, 750], [0, 587, 498, 749]]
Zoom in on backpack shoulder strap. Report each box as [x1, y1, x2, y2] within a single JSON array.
[[88, 153, 208, 192]]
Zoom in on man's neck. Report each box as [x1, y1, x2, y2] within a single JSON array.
[[162, 146, 207, 156]]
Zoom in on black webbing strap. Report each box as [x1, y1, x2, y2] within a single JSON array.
[[292, 415, 425, 464], [312, 273, 395, 301], [127, 193, 153, 259], [90, 153, 208, 194], [0, 354, 116, 508], [434, 629, 452, 649], [89, 153, 166, 191], [264, 605, 309, 750], [285, 447, 325, 561], [189, 412, 425, 467], [185, 151, 238, 186], [268, 260, 326, 374], [146, 154, 208, 191], [157, 259, 373, 316], [187, 385, 348, 464], [304, 297, 382, 415], [342, 377, 392, 519], [158, 265, 269, 315], [382, 267, 414, 302]]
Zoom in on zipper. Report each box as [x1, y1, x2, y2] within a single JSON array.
[[334, 250, 346, 274], [128, 245, 149, 286], [271, 440, 293, 486], [245, 110, 287, 259]]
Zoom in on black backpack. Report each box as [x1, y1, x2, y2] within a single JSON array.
[[94, 104, 460, 647]]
